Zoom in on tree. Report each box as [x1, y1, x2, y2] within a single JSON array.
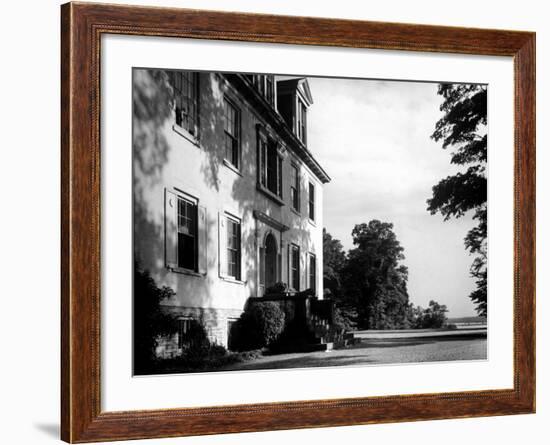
[[342, 220, 410, 329], [323, 229, 357, 330], [134, 262, 178, 374], [428, 84, 487, 316], [323, 228, 346, 299], [418, 300, 449, 328]]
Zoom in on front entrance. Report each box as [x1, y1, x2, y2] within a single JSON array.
[[264, 233, 278, 289]]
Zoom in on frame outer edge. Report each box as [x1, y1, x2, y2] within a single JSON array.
[[62, 2, 100, 442], [515, 33, 536, 413], [60, 2, 72, 442], [60, 2, 536, 442]]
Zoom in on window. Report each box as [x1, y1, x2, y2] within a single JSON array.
[[226, 216, 241, 280], [258, 137, 267, 188], [165, 189, 207, 275], [178, 318, 197, 349], [309, 253, 317, 293], [290, 164, 300, 212], [258, 132, 283, 199], [290, 244, 300, 291], [246, 74, 276, 106], [177, 197, 198, 271], [308, 182, 315, 221], [296, 99, 307, 144], [266, 143, 280, 195], [265, 76, 275, 105], [170, 71, 199, 136], [227, 319, 238, 350], [223, 98, 240, 169]]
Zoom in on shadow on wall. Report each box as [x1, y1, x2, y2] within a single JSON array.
[[133, 69, 315, 309], [133, 69, 172, 278], [132, 70, 239, 312]]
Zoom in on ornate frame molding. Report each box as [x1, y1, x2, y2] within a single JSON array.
[[61, 2, 535, 442]]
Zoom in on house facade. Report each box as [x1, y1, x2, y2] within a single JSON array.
[[133, 69, 330, 355]]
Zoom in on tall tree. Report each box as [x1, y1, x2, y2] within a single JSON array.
[[428, 84, 487, 316], [342, 220, 410, 329], [323, 229, 357, 330], [323, 228, 346, 299]]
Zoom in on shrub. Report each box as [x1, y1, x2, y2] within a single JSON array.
[[265, 282, 288, 295], [171, 321, 231, 370], [233, 301, 285, 351], [133, 262, 178, 374], [181, 321, 212, 359], [156, 347, 263, 374]]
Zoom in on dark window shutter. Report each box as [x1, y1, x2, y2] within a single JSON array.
[[218, 213, 227, 277], [198, 205, 207, 275], [259, 246, 266, 294], [164, 189, 178, 269]]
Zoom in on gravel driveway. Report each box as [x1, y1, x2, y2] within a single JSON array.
[[216, 335, 487, 372]]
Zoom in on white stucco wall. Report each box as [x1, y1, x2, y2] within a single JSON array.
[[133, 69, 326, 346]]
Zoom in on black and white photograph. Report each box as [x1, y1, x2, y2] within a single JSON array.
[[132, 69, 488, 375]]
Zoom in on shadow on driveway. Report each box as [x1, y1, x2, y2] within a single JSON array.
[[217, 335, 488, 372]]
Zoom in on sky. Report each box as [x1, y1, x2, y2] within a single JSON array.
[[306, 77, 480, 318]]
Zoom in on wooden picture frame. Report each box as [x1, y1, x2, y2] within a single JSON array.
[[61, 2, 535, 442]]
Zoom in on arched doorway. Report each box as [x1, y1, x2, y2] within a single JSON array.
[[264, 233, 278, 289]]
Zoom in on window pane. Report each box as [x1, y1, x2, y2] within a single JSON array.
[[226, 218, 241, 280], [267, 144, 278, 194], [224, 99, 239, 168], [177, 198, 197, 270], [259, 140, 267, 187], [291, 246, 300, 291], [178, 233, 195, 270], [170, 71, 198, 135], [309, 183, 315, 220], [291, 165, 300, 211], [309, 255, 316, 291]]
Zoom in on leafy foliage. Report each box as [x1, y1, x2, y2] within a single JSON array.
[[323, 228, 346, 298], [340, 221, 411, 329], [429, 84, 488, 316], [232, 301, 285, 351], [264, 281, 288, 295], [133, 262, 178, 374], [409, 300, 449, 329], [179, 320, 214, 359]]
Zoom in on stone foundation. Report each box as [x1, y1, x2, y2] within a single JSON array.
[[155, 306, 244, 359]]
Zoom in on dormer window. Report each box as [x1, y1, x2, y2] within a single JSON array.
[[296, 99, 307, 145], [245, 74, 276, 107], [276, 78, 313, 147]]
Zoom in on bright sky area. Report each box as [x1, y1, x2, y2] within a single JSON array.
[[306, 76, 479, 318]]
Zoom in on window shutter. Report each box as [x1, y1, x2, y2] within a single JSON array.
[[218, 212, 228, 277], [191, 73, 199, 137], [277, 253, 282, 284], [293, 97, 297, 135], [288, 243, 293, 289], [305, 253, 309, 291], [277, 156, 283, 198], [164, 189, 178, 269], [259, 247, 265, 294], [303, 105, 307, 145], [198, 205, 207, 275], [237, 221, 242, 281], [300, 249, 309, 290]]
